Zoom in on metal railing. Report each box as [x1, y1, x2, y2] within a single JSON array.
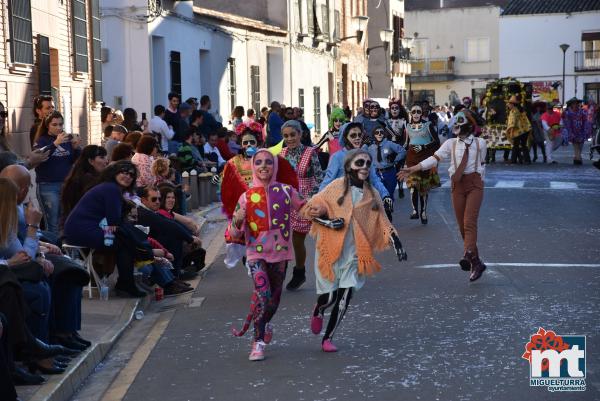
[[575, 50, 600, 72], [410, 57, 455, 76]]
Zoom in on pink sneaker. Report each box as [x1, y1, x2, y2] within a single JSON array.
[[264, 323, 273, 344], [321, 339, 338, 352], [311, 305, 323, 335], [249, 341, 266, 361]]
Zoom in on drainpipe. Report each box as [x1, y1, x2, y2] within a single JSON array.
[[288, 0, 293, 106]]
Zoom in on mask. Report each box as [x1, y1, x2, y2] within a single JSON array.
[[452, 112, 472, 138], [245, 146, 257, 157]]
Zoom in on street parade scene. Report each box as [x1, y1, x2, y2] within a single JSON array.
[[0, 0, 599, 400]]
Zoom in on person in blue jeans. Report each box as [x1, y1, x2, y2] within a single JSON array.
[[33, 111, 81, 236], [367, 126, 406, 221]]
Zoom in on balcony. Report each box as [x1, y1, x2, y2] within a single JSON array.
[[409, 57, 455, 82], [575, 50, 600, 72]]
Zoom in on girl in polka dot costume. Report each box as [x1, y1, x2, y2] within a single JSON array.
[[230, 148, 313, 361]]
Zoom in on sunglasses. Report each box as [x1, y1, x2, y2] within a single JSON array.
[[390, 106, 400, 110], [150, 196, 161, 202], [374, 130, 385, 136], [348, 132, 362, 139], [411, 109, 422, 115], [242, 139, 257, 146], [118, 169, 135, 177], [254, 158, 274, 167], [352, 158, 372, 168]]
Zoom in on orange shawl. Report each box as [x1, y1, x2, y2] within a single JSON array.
[[302, 178, 396, 282]]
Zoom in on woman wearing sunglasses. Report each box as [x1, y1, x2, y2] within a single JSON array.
[[229, 149, 308, 361], [303, 149, 407, 353], [404, 104, 441, 224], [280, 120, 324, 291], [220, 122, 298, 268], [319, 122, 393, 217], [64, 161, 147, 297]]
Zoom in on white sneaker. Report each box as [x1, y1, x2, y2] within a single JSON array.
[[249, 341, 266, 361]]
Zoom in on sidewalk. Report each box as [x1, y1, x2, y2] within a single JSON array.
[[18, 202, 227, 401]]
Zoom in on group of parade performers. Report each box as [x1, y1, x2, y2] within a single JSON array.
[[220, 99, 487, 361]]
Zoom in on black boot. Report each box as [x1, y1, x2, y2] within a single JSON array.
[[286, 267, 306, 291], [114, 281, 146, 298], [397, 184, 404, 199], [410, 189, 419, 220]]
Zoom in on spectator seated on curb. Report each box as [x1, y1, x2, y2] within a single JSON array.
[[157, 187, 205, 272], [0, 176, 84, 382], [203, 132, 226, 172], [177, 131, 211, 173], [122, 201, 193, 297], [135, 186, 201, 281], [64, 161, 146, 298], [132, 135, 160, 187], [111, 142, 135, 162], [105, 125, 128, 161], [61, 145, 109, 228]]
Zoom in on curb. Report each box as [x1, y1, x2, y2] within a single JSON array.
[[27, 296, 150, 401]]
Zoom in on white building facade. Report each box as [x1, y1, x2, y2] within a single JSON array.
[[404, 1, 503, 106], [499, 6, 600, 104], [100, 0, 335, 134]]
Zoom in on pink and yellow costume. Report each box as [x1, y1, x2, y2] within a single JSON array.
[[229, 149, 305, 342]]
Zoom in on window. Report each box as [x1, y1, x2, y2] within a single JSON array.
[[170, 51, 181, 95], [228, 58, 236, 112], [90, 0, 102, 100], [250, 65, 261, 113], [37, 35, 51, 95], [333, 10, 340, 41], [307, 0, 314, 34], [412, 39, 428, 60], [313, 86, 321, 134], [295, 0, 303, 33], [9, 0, 34, 64], [584, 83, 600, 104], [471, 88, 486, 107], [336, 82, 343, 105], [412, 89, 435, 105], [298, 88, 304, 112], [321, 2, 330, 41], [72, 0, 89, 72], [392, 15, 404, 59], [465, 37, 490, 62]]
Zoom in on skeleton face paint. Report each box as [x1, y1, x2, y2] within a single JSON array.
[[369, 103, 380, 119], [390, 104, 400, 118], [452, 112, 472, 138], [410, 106, 423, 123], [350, 155, 371, 182], [373, 128, 385, 143]]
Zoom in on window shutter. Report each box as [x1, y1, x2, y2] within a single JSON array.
[[91, 0, 102, 100], [322, 2, 330, 41], [333, 10, 340, 41], [251, 66, 261, 113], [170, 51, 181, 95], [9, 0, 34, 65], [38, 35, 51, 95], [307, 0, 314, 34], [313, 86, 321, 134], [72, 0, 89, 72]]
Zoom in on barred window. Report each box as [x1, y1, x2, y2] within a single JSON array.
[[90, 0, 102, 100], [38, 35, 51, 94], [170, 51, 181, 95]]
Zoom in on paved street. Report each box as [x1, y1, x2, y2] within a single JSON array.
[[77, 149, 600, 401]]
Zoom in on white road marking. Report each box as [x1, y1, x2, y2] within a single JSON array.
[[494, 180, 525, 188], [550, 181, 578, 190], [416, 263, 600, 268]]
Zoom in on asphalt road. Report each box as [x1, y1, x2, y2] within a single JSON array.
[[121, 151, 600, 401]]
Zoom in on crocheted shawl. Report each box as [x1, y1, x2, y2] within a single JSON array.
[[303, 177, 396, 282]]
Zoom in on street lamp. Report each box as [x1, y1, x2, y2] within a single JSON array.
[[366, 29, 395, 56], [339, 15, 369, 43], [559, 43, 570, 104]]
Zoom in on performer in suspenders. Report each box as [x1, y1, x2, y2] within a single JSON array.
[[398, 111, 487, 282]]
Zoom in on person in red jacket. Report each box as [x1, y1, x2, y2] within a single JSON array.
[[215, 128, 236, 161]]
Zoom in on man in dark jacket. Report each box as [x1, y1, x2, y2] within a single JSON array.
[[136, 187, 201, 280]]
